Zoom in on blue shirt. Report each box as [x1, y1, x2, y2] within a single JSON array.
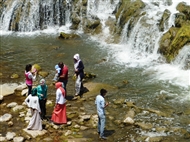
[[95, 94, 105, 116]]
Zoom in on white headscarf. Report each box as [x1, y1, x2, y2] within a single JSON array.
[[25, 94, 41, 112], [73, 53, 81, 70]]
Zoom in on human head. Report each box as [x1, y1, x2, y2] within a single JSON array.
[[55, 64, 59, 70], [58, 62, 64, 68], [31, 88, 37, 96], [55, 82, 63, 89], [25, 64, 32, 72], [100, 88, 107, 97], [73, 53, 80, 61], [40, 79, 45, 85]]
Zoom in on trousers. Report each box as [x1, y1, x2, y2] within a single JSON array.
[[98, 114, 106, 137]]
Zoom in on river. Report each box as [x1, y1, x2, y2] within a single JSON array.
[[1, 0, 190, 141]]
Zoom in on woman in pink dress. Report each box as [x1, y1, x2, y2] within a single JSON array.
[[51, 82, 67, 124]]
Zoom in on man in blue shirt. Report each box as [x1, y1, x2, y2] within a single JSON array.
[[95, 89, 109, 140]]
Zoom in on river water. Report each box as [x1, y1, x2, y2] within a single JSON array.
[[1, 31, 190, 141], [1, 0, 190, 141]]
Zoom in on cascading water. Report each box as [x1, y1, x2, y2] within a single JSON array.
[[0, 0, 69, 32], [85, 0, 190, 93]]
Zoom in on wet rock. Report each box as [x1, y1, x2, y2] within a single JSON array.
[[10, 73, 19, 79], [159, 9, 171, 31], [80, 126, 88, 130], [38, 71, 49, 78], [113, 98, 125, 105], [13, 136, 25, 142], [156, 126, 168, 133], [135, 122, 153, 130], [145, 136, 163, 142], [79, 114, 91, 121], [32, 64, 41, 72], [6, 132, 16, 141], [0, 137, 6, 141], [23, 128, 47, 138], [12, 105, 25, 112], [15, 84, 27, 91], [21, 89, 28, 96], [0, 113, 12, 122], [85, 19, 100, 29], [0, 83, 18, 97], [64, 130, 72, 136], [159, 24, 190, 62], [0, 95, 3, 102], [59, 32, 80, 39], [123, 117, 134, 125], [7, 102, 18, 108], [176, 2, 190, 20], [8, 121, 14, 127], [125, 109, 135, 118]]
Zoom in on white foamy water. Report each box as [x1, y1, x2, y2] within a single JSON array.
[[86, 0, 190, 91]]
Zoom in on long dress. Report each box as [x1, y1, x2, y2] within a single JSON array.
[[25, 94, 42, 130], [51, 82, 67, 124]]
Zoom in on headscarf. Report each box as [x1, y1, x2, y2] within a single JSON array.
[[73, 53, 80, 70], [40, 78, 45, 85], [25, 94, 41, 112], [55, 82, 65, 97]]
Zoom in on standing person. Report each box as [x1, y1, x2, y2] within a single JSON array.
[[95, 89, 109, 140], [25, 92, 42, 130], [57, 62, 68, 93], [51, 82, 67, 124], [73, 53, 84, 96], [37, 79, 48, 120], [25, 64, 37, 95], [52, 64, 61, 82]]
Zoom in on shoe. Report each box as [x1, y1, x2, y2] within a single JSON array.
[[100, 136, 107, 140], [75, 93, 79, 96]]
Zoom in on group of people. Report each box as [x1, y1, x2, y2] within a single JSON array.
[[24, 53, 109, 139]]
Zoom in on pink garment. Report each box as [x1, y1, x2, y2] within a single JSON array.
[[25, 71, 32, 86]]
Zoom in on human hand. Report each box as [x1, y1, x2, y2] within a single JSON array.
[[105, 102, 109, 106]]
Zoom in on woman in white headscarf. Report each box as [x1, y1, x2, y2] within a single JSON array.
[[25, 89, 42, 130], [73, 53, 84, 96]]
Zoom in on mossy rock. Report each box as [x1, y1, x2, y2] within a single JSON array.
[[10, 73, 19, 79], [38, 71, 49, 78], [59, 32, 80, 39], [32, 64, 41, 72], [159, 24, 190, 62]]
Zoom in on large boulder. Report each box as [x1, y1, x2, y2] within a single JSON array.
[[115, 0, 145, 34], [159, 24, 190, 62]]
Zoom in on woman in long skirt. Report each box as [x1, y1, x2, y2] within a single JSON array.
[[51, 82, 67, 124], [25, 93, 42, 130]]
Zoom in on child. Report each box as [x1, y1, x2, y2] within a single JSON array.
[[53, 64, 61, 81]]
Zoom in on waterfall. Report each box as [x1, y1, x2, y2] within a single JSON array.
[[0, 0, 69, 32]]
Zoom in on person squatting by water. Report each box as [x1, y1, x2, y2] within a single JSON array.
[[25, 92, 42, 130], [51, 82, 67, 124], [52, 64, 61, 82], [37, 79, 48, 120], [25, 64, 37, 95], [57, 62, 68, 94], [73, 53, 84, 96], [95, 89, 109, 140]]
